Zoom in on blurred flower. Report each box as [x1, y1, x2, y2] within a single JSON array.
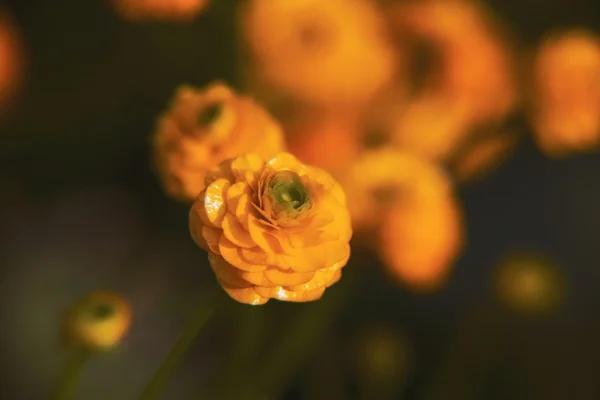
[[378, 176, 464, 292], [62, 291, 132, 351], [350, 324, 413, 395], [391, 92, 474, 161], [388, 0, 518, 162], [450, 130, 520, 184], [494, 253, 566, 315], [0, 8, 23, 118], [189, 152, 352, 304], [343, 148, 463, 290], [113, 0, 210, 22], [152, 82, 286, 203], [240, 0, 398, 107], [286, 113, 361, 179], [530, 30, 600, 157]]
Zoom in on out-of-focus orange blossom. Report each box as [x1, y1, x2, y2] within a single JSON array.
[[113, 0, 211, 22], [378, 175, 464, 292], [0, 8, 23, 118], [189, 152, 352, 305], [342, 147, 455, 234], [62, 291, 132, 351], [152, 81, 286, 203], [390, 0, 517, 124], [385, 0, 518, 162], [450, 130, 520, 184], [286, 113, 362, 179], [239, 0, 398, 108], [390, 93, 474, 162], [530, 30, 600, 157], [494, 253, 566, 315]]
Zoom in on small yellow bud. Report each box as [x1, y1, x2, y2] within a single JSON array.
[[62, 291, 132, 351]]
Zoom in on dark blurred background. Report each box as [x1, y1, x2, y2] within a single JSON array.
[[1, 0, 600, 399]]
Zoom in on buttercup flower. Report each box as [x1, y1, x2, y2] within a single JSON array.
[[530, 30, 600, 157], [240, 0, 397, 107], [62, 291, 132, 351], [113, 0, 210, 21], [152, 82, 286, 202], [189, 152, 352, 304]]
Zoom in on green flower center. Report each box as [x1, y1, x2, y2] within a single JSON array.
[[87, 302, 115, 321], [197, 102, 223, 126], [268, 171, 311, 213]]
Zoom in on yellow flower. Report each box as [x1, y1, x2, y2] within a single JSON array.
[[494, 253, 566, 314], [240, 0, 397, 107], [189, 152, 352, 305], [113, 0, 210, 21], [62, 291, 132, 351], [152, 81, 286, 202], [530, 30, 600, 157]]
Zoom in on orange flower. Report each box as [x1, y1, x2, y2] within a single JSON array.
[[386, 0, 518, 162], [0, 9, 23, 119], [494, 253, 566, 314], [152, 82, 286, 202], [240, 0, 397, 107], [379, 188, 464, 292], [390, 0, 517, 125], [286, 113, 361, 179], [342, 148, 454, 233], [343, 148, 463, 291], [530, 30, 600, 156], [189, 152, 352, 304], [62, 291, 132, 351], [113, 0, 210, 21]]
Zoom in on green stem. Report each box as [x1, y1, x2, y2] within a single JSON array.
[[240, 269, 362, 400], [136, 288, 222, 400], [52, 349, 90, 400]]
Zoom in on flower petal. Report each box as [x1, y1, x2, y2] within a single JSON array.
[[202, 226, 222, 255], [219, 282, 269, 305], [204, 178, 231, 228], [254, 286, 325, 302], [264, 267, 315, 286], [248, 215, 282, 254], [219, 236, 267, 272], [208, 253, 250, 288], [222, 213, 255, 248]]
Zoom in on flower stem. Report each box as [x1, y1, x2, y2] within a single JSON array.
[[52, 349, 90, 400], [241, 268, 362, 399], [136, 288, 222, 400]]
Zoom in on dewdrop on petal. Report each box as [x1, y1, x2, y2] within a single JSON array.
[[113, 0, 210, 22], [189, 152, 352, 305], [530, 30, 600, 157], [62, 291, 132, 351], [152, 81, 286, 203]]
